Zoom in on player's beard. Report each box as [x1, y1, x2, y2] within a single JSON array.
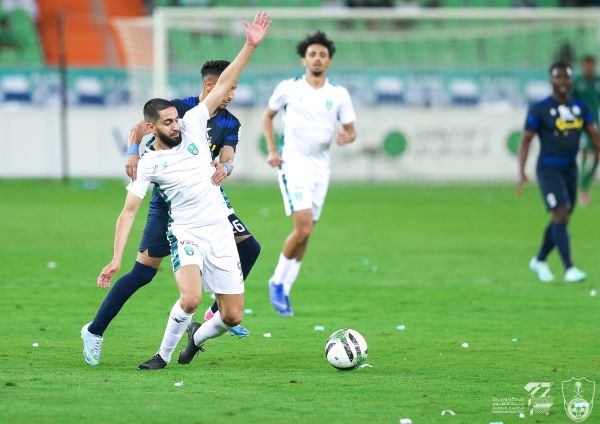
[[157, 129, 182, 148], [311, 70, 323, 77]]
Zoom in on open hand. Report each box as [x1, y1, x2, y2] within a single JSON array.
[[211, 161, 227, 185], [244, 11, 271, 48], [97, 260, 120, 288]]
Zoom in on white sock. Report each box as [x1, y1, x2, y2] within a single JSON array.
[[282, 259, 301, 296], [193, 311, 231, 347], [158, 301, 192, 363], [270, 253, 294, 284]]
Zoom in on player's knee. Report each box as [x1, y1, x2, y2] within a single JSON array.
[[551, 207, 570, 223], [246, 236, 261, 261], [179, 293, 201, 313], [221, 311, 243, 327], [296, 222, 314, 240]]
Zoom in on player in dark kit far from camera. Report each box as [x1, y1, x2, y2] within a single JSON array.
[[81, 60, 264, 366], [517, 62, 600, 283]]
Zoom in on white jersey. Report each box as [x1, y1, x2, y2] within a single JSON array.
[[127, 102, 229, 228], [268, 76, 355, 176]]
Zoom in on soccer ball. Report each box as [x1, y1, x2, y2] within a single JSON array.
[[324, 328, 368, 370]]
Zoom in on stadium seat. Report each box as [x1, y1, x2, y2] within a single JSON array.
[[103, 0, 145, 17], [0, 9, 43, 66]]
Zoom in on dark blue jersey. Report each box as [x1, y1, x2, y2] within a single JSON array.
[[171, 96, 240, 159], [525, 96, 593, 166], [148, 96, 241, 211]]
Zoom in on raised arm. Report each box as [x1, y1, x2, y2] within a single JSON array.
[[516, 131, 536, 197], [125, 120, 151, 181], [97, 192, 143, 288], [203, 11, 271, 115]]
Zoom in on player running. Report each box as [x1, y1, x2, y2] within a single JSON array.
[[262, 31, 356, 316], [517, 62, 600, 283]]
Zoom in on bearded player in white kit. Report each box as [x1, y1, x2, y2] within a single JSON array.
[[93, 12, 271, 369], [263, 31, 356, 316]]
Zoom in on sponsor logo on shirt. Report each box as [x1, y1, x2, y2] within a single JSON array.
[[554, 105, 584, 131]]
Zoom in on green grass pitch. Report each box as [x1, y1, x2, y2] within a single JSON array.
[[1, 180, 598, 423]]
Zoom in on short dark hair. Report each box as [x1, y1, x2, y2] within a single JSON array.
[[143, 98, 175, 122], [549, 61, 572, 76], [582, 55, 595, 64], [201, 60, 231, 79], [296, 31, 336, 58]]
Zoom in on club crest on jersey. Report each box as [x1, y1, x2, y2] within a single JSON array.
[[325, 99, 333, 110], [187, 143, 199, 155], [184, 246, 194, 256]]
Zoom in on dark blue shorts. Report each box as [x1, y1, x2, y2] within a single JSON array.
[[139, 191, 251, 258], [536, 164, 578, 211]]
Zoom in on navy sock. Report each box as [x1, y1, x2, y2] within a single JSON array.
[[550, 222, 573, 270], [210, 236, 261, 314], [536, 223, 554, 261], [88, 261, 158, 336]]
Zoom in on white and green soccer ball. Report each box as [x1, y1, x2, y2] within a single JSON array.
[[324, 328, 368, 370]]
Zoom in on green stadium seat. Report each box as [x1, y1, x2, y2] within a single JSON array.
[[0, 49, 19, 65], [441, 0, 464, 7], [537, 0, 558, 6], [0, 9, 43, 66]]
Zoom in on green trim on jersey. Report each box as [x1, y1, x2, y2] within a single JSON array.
[[280, 171, 295, 214], [155, 184, 179, 270], [167, 230, 181, 272]]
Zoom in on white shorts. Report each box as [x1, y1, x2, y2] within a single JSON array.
[[277, 169, 330, 221], [167, 220, 244, 295]]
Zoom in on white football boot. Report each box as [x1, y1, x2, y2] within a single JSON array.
[[564, 266, 586, 283], [529, 257, 555, 282]]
